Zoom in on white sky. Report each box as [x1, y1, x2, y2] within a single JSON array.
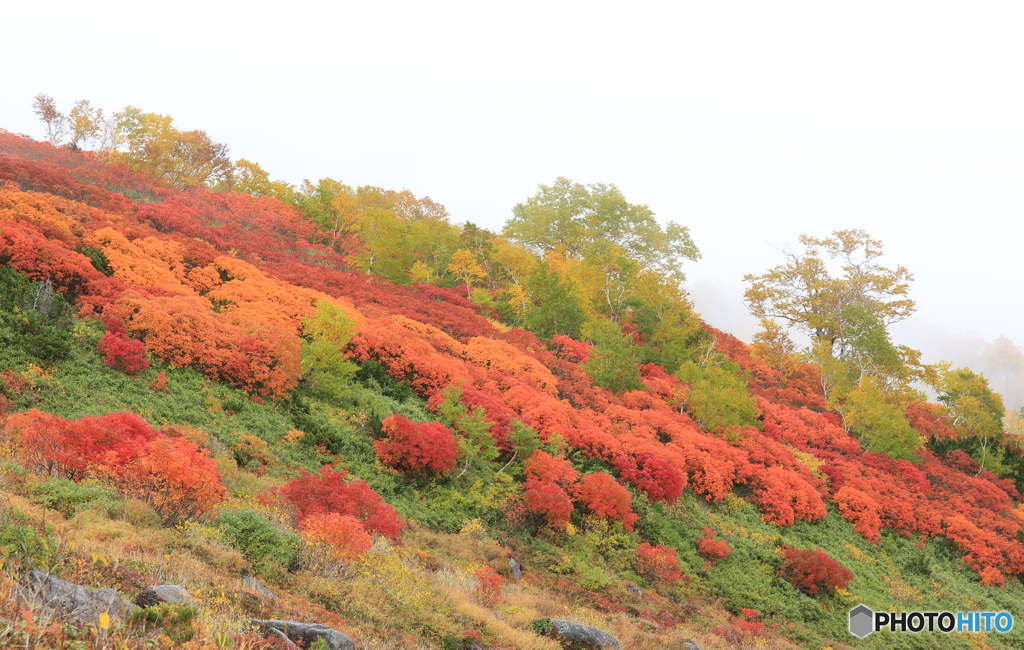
[[3, 1, 1023, 365]]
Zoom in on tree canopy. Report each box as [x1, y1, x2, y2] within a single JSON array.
[[504, 177, 700, 283], [743, 229, 914, 359]]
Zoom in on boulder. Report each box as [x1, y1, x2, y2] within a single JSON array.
[[134, 584, 194, 608], [15, 569, 139, 625], [242, 574, 279, 600], [509, 557, 523, 580], [539, 619, 621, 650], [625, 586, 643, 597], [683, 642, 702, 650], [252, 619, 355, 650]]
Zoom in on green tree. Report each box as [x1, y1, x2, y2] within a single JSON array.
[[933, 366, 1007, 474], [435, 385, 499, 477], [505, 177, 699, 318], [581, 318, 642, 393], [676, 361, 759, 432], [300, 301, 358, 400], [843, 377, 921, 462], [525, 261, 586, 340]]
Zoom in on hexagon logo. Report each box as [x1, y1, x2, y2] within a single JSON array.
[[849, 604, 875, 639]]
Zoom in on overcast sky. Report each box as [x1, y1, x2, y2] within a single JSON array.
[[3, 1, 1023, 369]]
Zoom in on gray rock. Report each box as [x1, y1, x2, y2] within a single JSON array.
[[548, 619, 621, 650], [242, 574, 279, 600], [509, 557, 523, 580], [683, 642, 702, 650], [625, 586, 643, 597], [252, 619, 356, 650], [134, 584, 194, 608], [15, 569, 140, 625]]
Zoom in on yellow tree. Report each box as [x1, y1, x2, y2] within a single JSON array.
[[743, 229, 914, 360], [447, 249, 486, 294], [112, 107, 232, 187]]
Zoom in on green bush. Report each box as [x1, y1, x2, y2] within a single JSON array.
[[0, 505, 54, 567], [213, 509, 299, 578], [129, 603, 197, 644], [30, 478, 117, 518], [0, 266, 74, 365]]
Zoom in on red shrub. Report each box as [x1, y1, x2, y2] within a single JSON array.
[[6, 410, 157, 480], [746, 466, 827, 526], [550, 335, 592, 364], [523, 450, 578, 488], [374, 414, 459, 476], [777, 546, 853, 595], [97, 316, 149, 375], [473, 566, 505, 605], [834, 486, 881, 543], [279, 465, 404, 539], [635, 542, 685, 585], [615, 452, 685, 503], [696, 528, 733, 565], [523, 483, 575, 528], [574, 472, 639, 531], [108, 436, 226, 526], [148, 371, 168, 393]]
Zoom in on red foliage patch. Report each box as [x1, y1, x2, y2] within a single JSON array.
[[615, 452, 685, 503], [635, 542, 685, 585], [375, 414, 459, 476], [523, 483, 575, 528], [777, 547, 853, 595], [473, 566, 505, 605], [278, 465, 404, 539], [696, 528, 733, 566], [97, 316, 149, 375], [574, 472, 639, 531]]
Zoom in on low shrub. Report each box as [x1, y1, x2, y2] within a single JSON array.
[[777, 546, 854, 595], [30, 477, 116, 518], [214, 509, 299, 577]]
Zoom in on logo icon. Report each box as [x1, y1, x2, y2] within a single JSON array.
[[849, 604, 874, 639]]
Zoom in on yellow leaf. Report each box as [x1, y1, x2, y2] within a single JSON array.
[[98, 611, 110, 630]]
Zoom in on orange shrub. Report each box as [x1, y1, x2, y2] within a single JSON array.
[[299, 513, 373, 560], [108, 436, 227, 526]]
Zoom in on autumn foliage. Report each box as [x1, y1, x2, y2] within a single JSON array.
[[777, 547, 854, 595], [696, 528, 733, 566], [635, 543, 686, 586], [2, 410, 224, 524], [375, 415, 459, 476], [278, 465, 404, 539], [574, 472, 639, 532], [473, 566, 505, 605], [299, 513, 373, 560], [97, 315, 149, 375], [2, 127, 1024, 589]]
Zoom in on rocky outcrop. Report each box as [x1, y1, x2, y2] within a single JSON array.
[[134, 584, 194, 607], [241, 574, 279, 600], [625, 586, 642, 597], [251, 619, 356, 650], [535, 618, 621, 650], [15, 569, 140, 625], [509, 557, 523, 580]]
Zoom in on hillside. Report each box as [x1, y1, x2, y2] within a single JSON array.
[[1, 128, 1023, 650]]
